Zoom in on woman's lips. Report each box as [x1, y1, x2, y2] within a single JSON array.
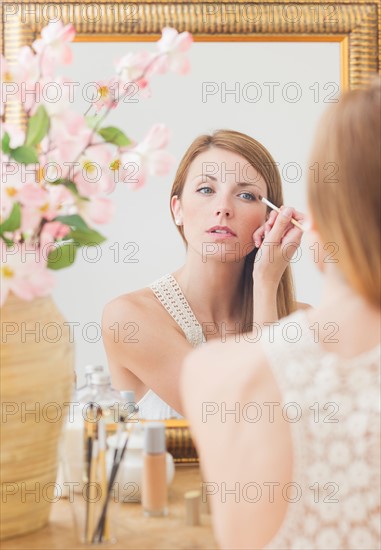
[[206, 225, 237, 237], [206, 231, 236, 239]]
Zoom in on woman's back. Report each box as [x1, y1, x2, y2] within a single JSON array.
[[261, 310, 380, 550], [182, 305, 381, 550]]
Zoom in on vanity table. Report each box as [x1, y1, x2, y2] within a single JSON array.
[[1, 466, 218, 550]]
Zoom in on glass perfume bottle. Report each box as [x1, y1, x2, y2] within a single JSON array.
[[76, 364, 104, 399]]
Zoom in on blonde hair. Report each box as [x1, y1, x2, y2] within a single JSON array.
[[307, 77, 381, 307], [170, 129, 296, 329]]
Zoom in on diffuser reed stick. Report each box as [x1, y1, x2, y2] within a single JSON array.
[[92, 430, 130, 543]]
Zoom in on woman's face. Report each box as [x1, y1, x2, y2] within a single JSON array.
[[171, 147, 268, 260]]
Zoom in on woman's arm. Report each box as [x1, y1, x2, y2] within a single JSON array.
[[102, 294, 194, 414], [253, 279, 278, 325], [180, 338, 293, 549]]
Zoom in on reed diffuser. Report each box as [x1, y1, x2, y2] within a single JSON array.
[[63, 384, 135, 545]]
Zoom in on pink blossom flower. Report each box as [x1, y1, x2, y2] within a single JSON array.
[[44, 184, 75, 219], [19, 206, 44, 235], [18, 183, 74, 233], [0, 55, 15, 116], [49, 110, 93, 164], [120, 124, 175, 190], [139, 124, 170, 150], [1, 49, 42, 115], [7, 47, 42, 112], [0, 124, 33, 222], [0, 241, 55, 306], [92, 78, 119, 112], [16, 46, 40, 82], [32, 21, 75, 67], [0, 124, 27, 219], [155, 27, 193, 74], [1, 179, 21, 223], [75, 144, 116, 197], [28, 76, 75, 116], [78, 196, 115, 225], [40, 221, 71, 253], [1, 122, 25, 149], [108, 148, 140, 186], [115, 51, 155, 87], [18, 183, 48, 208]]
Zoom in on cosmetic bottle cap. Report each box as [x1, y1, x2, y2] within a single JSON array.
[[144, 422, 166, 454], [90, 372, 111, 385], [84, 364, 103, 375], [120, 390, 135, 404]]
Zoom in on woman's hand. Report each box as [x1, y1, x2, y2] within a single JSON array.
[[252, 206, 305, 286]]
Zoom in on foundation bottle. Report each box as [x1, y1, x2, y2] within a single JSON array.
[[142, 422, 168, 517]]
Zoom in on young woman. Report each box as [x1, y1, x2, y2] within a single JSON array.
[[102, 129, 307, 418], [181, 81, 381, 548]]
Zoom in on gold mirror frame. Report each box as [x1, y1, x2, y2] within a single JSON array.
[[1, 0, 380, 462], [2, 1, 380, 107]]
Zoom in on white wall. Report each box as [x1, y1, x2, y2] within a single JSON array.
[[52, 41, 341, 383]]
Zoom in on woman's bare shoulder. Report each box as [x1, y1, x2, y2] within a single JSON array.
[[102, 285, 192, 411], [104, 287, 162, 321], [295, 301, 313, 310], [103, 286, 180, 335]]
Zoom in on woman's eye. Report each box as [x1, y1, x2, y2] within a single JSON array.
[[239, 192, 257, 201], [197, 186, 214, 194]]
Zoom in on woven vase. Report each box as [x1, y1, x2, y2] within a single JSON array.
[[0, 293, 74, 540]]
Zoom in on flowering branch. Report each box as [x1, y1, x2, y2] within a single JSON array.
[[0, 22, 193, 306]]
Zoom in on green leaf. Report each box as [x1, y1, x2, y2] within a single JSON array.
[[63, 181, 82, 197], [1, 234, 14, 247], [66, 228, 106, 247], [50, 179, 88, 199], [97, 126, 132, 147], [0, 203, 21, 233], [11, 145, 39, 164], [2, 132, 11, 155], [25, 105, 50, 147], [54, 214, 90, 232], [47, 243, 78, 270], [51, 178, 77, 192]]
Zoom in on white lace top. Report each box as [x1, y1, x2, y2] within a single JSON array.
[[262, 310, 381, 550], [137, 273, 204, 419]]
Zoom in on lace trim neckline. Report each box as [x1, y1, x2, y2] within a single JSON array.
[[149, 273, 205, 345], [166, 273, 204, 334]]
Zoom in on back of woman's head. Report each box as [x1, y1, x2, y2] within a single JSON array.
[[308, 77, 381, 307]]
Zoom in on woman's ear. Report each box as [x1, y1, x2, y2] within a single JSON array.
[[171, 195, 183, 225]]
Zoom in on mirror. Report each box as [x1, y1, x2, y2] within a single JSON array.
[[3, 0, 378, 409], [55, 38, 342, 379]]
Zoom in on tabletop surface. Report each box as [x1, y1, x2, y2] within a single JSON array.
[[2, 465, 218, 550]]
